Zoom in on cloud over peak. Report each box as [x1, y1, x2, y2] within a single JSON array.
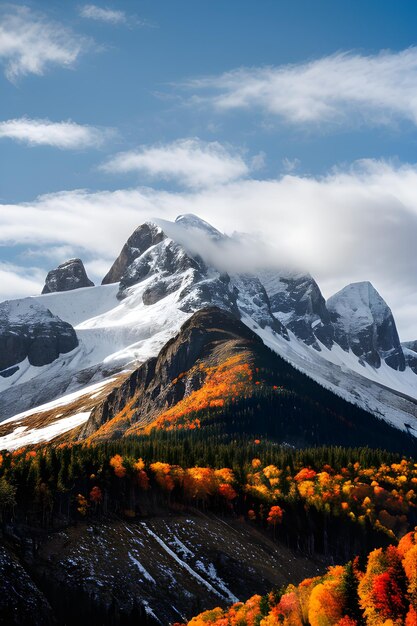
[[185, 48, 417, 128], [101, 138, 251, 188]]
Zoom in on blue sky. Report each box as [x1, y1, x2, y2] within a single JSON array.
[[2, 1, 417, 338]]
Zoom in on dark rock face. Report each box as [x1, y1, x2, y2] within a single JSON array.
[[80, 307, 263, 438], [42, 258, 94, 294], [260, 271, 333, 349], [102, 222, 165, 285], [0, 299, 78, 373], [327, 282, 405, 371], [0, 544, 55, 626]]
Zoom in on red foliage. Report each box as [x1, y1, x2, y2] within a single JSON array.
[[218, 483, 237, 501], [294, 467, 317, 481], [89, 486, 103, 503], [267, 505, 283, 526], [372, 571, 406, 619]]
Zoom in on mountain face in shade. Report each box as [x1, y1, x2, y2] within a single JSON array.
[[0, 298, 78, 375], [327, 281, 405, 370], [79, 307, 415, 455], [402, 341, 417, 374], [260, 271, 334, 350], [42, 258, 94, 294]]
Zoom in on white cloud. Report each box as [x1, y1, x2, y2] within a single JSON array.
[[101, 138, 250, 188], [0, 118, 110, 149], [2, 158, 417, 338], [185, 48, 417, 128], [0, 263, 44, 301], [0, 5, 89, 81], [79, 5, 127, 24]]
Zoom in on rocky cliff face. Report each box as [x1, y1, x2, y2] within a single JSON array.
[[42, 258, 94, 294], [327, 282, 405, 370], [102, 222, 165, 285], [0, 299, 78, 375], [402, 341, 417, 374], [260, 271, 333, 349]]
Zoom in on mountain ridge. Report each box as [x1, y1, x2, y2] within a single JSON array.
[[0, 214, 416, 450]]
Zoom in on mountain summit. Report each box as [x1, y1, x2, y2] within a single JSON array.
[[327, 281, 405, 370]]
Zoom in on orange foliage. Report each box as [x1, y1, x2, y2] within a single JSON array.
[[145, 354, 255, 432], [267, 505, 284, 526], [76, 493, 88, 516], [186, 531, 417, 626], [109, 454, 126, 478]]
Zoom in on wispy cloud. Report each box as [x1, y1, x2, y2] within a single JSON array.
[[79, 4, 127, 24], [184, 48, 417, 128], [0, 117, 111, 149], [101, 138, 250, 188], [0, 5, 90, 82]]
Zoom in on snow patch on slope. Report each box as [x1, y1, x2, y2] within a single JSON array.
[[0, 412, 90, 450]]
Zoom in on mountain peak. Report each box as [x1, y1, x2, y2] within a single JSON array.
[[174, 213, 224, 240], [327, 281, 405, 370], [42, 258, 94, 294], [102, 222, 165, 285]]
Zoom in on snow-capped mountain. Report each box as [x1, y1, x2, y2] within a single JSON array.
[[0, 213, 416, 449], [328, 281, 405, 371]]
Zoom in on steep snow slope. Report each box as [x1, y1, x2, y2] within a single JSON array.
[[253, 321, 417, 435]]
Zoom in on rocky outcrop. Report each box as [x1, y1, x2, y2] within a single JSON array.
[[260, 271, 333, 349], [0, 299, 78, 375], [232, 274, 289, 338], [42, 258, 94, 294], [327, 282, 405, 370], [402, 341, 417, 374], [102, 222, 165, 285]]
